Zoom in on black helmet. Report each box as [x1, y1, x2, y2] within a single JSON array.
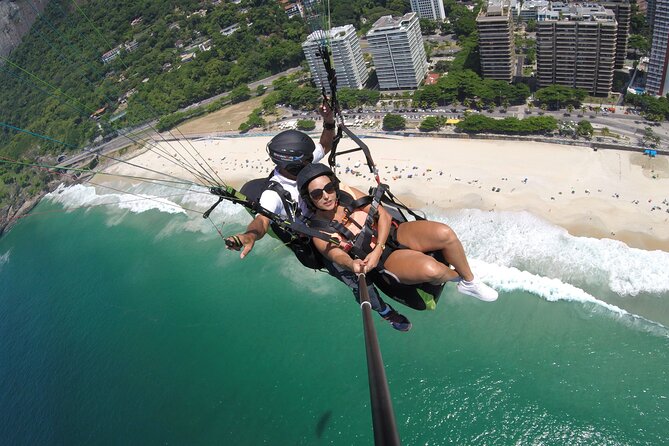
[[297, 163, 339, 208], [267, 130, 315, 175]]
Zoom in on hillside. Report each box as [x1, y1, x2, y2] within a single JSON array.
[[0, 0, 50, 60]]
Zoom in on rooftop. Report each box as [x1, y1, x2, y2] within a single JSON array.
[[368, 13, 417, 33]]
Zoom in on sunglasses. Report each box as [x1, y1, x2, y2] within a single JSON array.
[[309, 182, 336, 200]]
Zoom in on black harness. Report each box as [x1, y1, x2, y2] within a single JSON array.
[[239, 174, 324, 270], [305, 184, 401, 263]]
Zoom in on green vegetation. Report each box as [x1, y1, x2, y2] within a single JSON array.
[[625, 94, 669, 122], [0, 0, 309, 159], [419, 19, 438, 35], [534, 85, 588, 110], [382, 114, 406, 131], [329, 0, 411, 33], [296, 119, 316, 131], [419, 116, 445, 132], [337, 88, 381, 109], [413, 70, 530, 107], [239, 108, 266, 133], [642, 126, 661, 147], [456, 114, 558, 135], [433, 60, 451, 73], [576, 120, 594, 138]]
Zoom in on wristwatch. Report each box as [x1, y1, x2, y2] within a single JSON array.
[[323, 121, 336, 130]]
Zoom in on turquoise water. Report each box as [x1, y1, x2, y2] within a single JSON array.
[[1, 187, 669, 445]]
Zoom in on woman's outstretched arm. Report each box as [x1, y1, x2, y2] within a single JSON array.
[[313, 237, 366, 273]]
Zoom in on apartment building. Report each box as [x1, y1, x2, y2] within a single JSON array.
[[409, 0, 446, 21], [536, 3, 617, 96], [519, 0, 550, 21], [366, 13, 428, 90], [602, 0, 631, 69], [302, 25, 369, 93], [647, 0, 669, 94], [477, 0, 515, 82]]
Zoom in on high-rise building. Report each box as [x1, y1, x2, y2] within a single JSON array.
[[648, 0, 658, 30], [366, 13, 428, 90], [409, 0, 446, 21], [536, 3, 617, 96], [302, 25, 369, 93], [602, 0, 631, 69], [647, 0, 669, 95], [477, 0, 515, 82]]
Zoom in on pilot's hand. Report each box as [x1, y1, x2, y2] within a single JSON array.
[[225, 233, 255, 259]]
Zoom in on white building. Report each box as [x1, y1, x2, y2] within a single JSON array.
[[409, 0, 446, 21], [519, 0, 550, 21], [366, 13, 427, 90], [302, 24, 369, 92], [101, 46, 121, 64]]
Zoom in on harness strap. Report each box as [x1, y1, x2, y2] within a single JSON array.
[[352, 184, 388, 256], [266, 180, 297, 222]]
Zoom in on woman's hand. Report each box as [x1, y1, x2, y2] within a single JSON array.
[[363, 247, 383, 272], [351, 259, 367, 274]]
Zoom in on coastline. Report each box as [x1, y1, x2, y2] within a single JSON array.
[[90, 134, 668, 252]]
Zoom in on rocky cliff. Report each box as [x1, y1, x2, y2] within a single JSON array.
[[0, 0, 50, 61]]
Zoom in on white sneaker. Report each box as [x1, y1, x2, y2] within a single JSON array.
[[457, 279, 498, 302]]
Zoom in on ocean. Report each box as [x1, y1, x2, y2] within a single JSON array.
[[1, 183, 668, 445]]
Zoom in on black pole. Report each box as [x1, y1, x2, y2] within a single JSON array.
[[357, 273, 401, 446]]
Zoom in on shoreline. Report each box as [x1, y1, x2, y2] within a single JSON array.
[[85, 135, 669, 252]]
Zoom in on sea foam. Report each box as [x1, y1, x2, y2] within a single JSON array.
[[435, 209, 669, 297], [47, 184, 187, 215], [0, 250, 10, 272], [43, 185, 669, 303], [471, 258, 669, 338]]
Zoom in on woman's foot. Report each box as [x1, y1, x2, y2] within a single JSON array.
[[457, 279, 498, 302]]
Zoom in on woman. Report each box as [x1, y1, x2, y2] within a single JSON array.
[[296, 163, 498, 302]]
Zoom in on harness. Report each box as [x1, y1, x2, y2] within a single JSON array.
[[239, 174, 325, 270], [306, 184, 404, 267]]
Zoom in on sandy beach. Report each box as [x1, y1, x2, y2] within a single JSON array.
[[97, 134, 669, 251]]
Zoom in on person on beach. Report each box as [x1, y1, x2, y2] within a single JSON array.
[[296, 163, 498, 302], [226, 102, 412, 331]]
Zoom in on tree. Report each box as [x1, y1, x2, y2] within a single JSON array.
[[382, 114, 406, 131], [535, 85, 587, 109], [296, 119, 316, 131], [434, 60, 451, 73], [643, 126, 661, 147], [229, 84, 251, 104], [526, 19, 537, 32], [419, 18, 438, 35], [576, 120, 594, 138], [419, 116, 441, 132], [628, 34, 651, 56]]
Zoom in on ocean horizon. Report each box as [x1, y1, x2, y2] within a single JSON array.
[[1, 183, 668, 445]]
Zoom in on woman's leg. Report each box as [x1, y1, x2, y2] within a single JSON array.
[[395, 220, 475, 281], [382, 249, 460, 285]]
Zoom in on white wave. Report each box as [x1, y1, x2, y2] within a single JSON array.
[[46, 184, 186, 215], [471, 258, 669, 338], [432, 209, 669, 297], [0, 250, 10, 272]]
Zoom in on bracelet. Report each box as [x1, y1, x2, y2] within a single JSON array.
[[323, 122, 336, 130]]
